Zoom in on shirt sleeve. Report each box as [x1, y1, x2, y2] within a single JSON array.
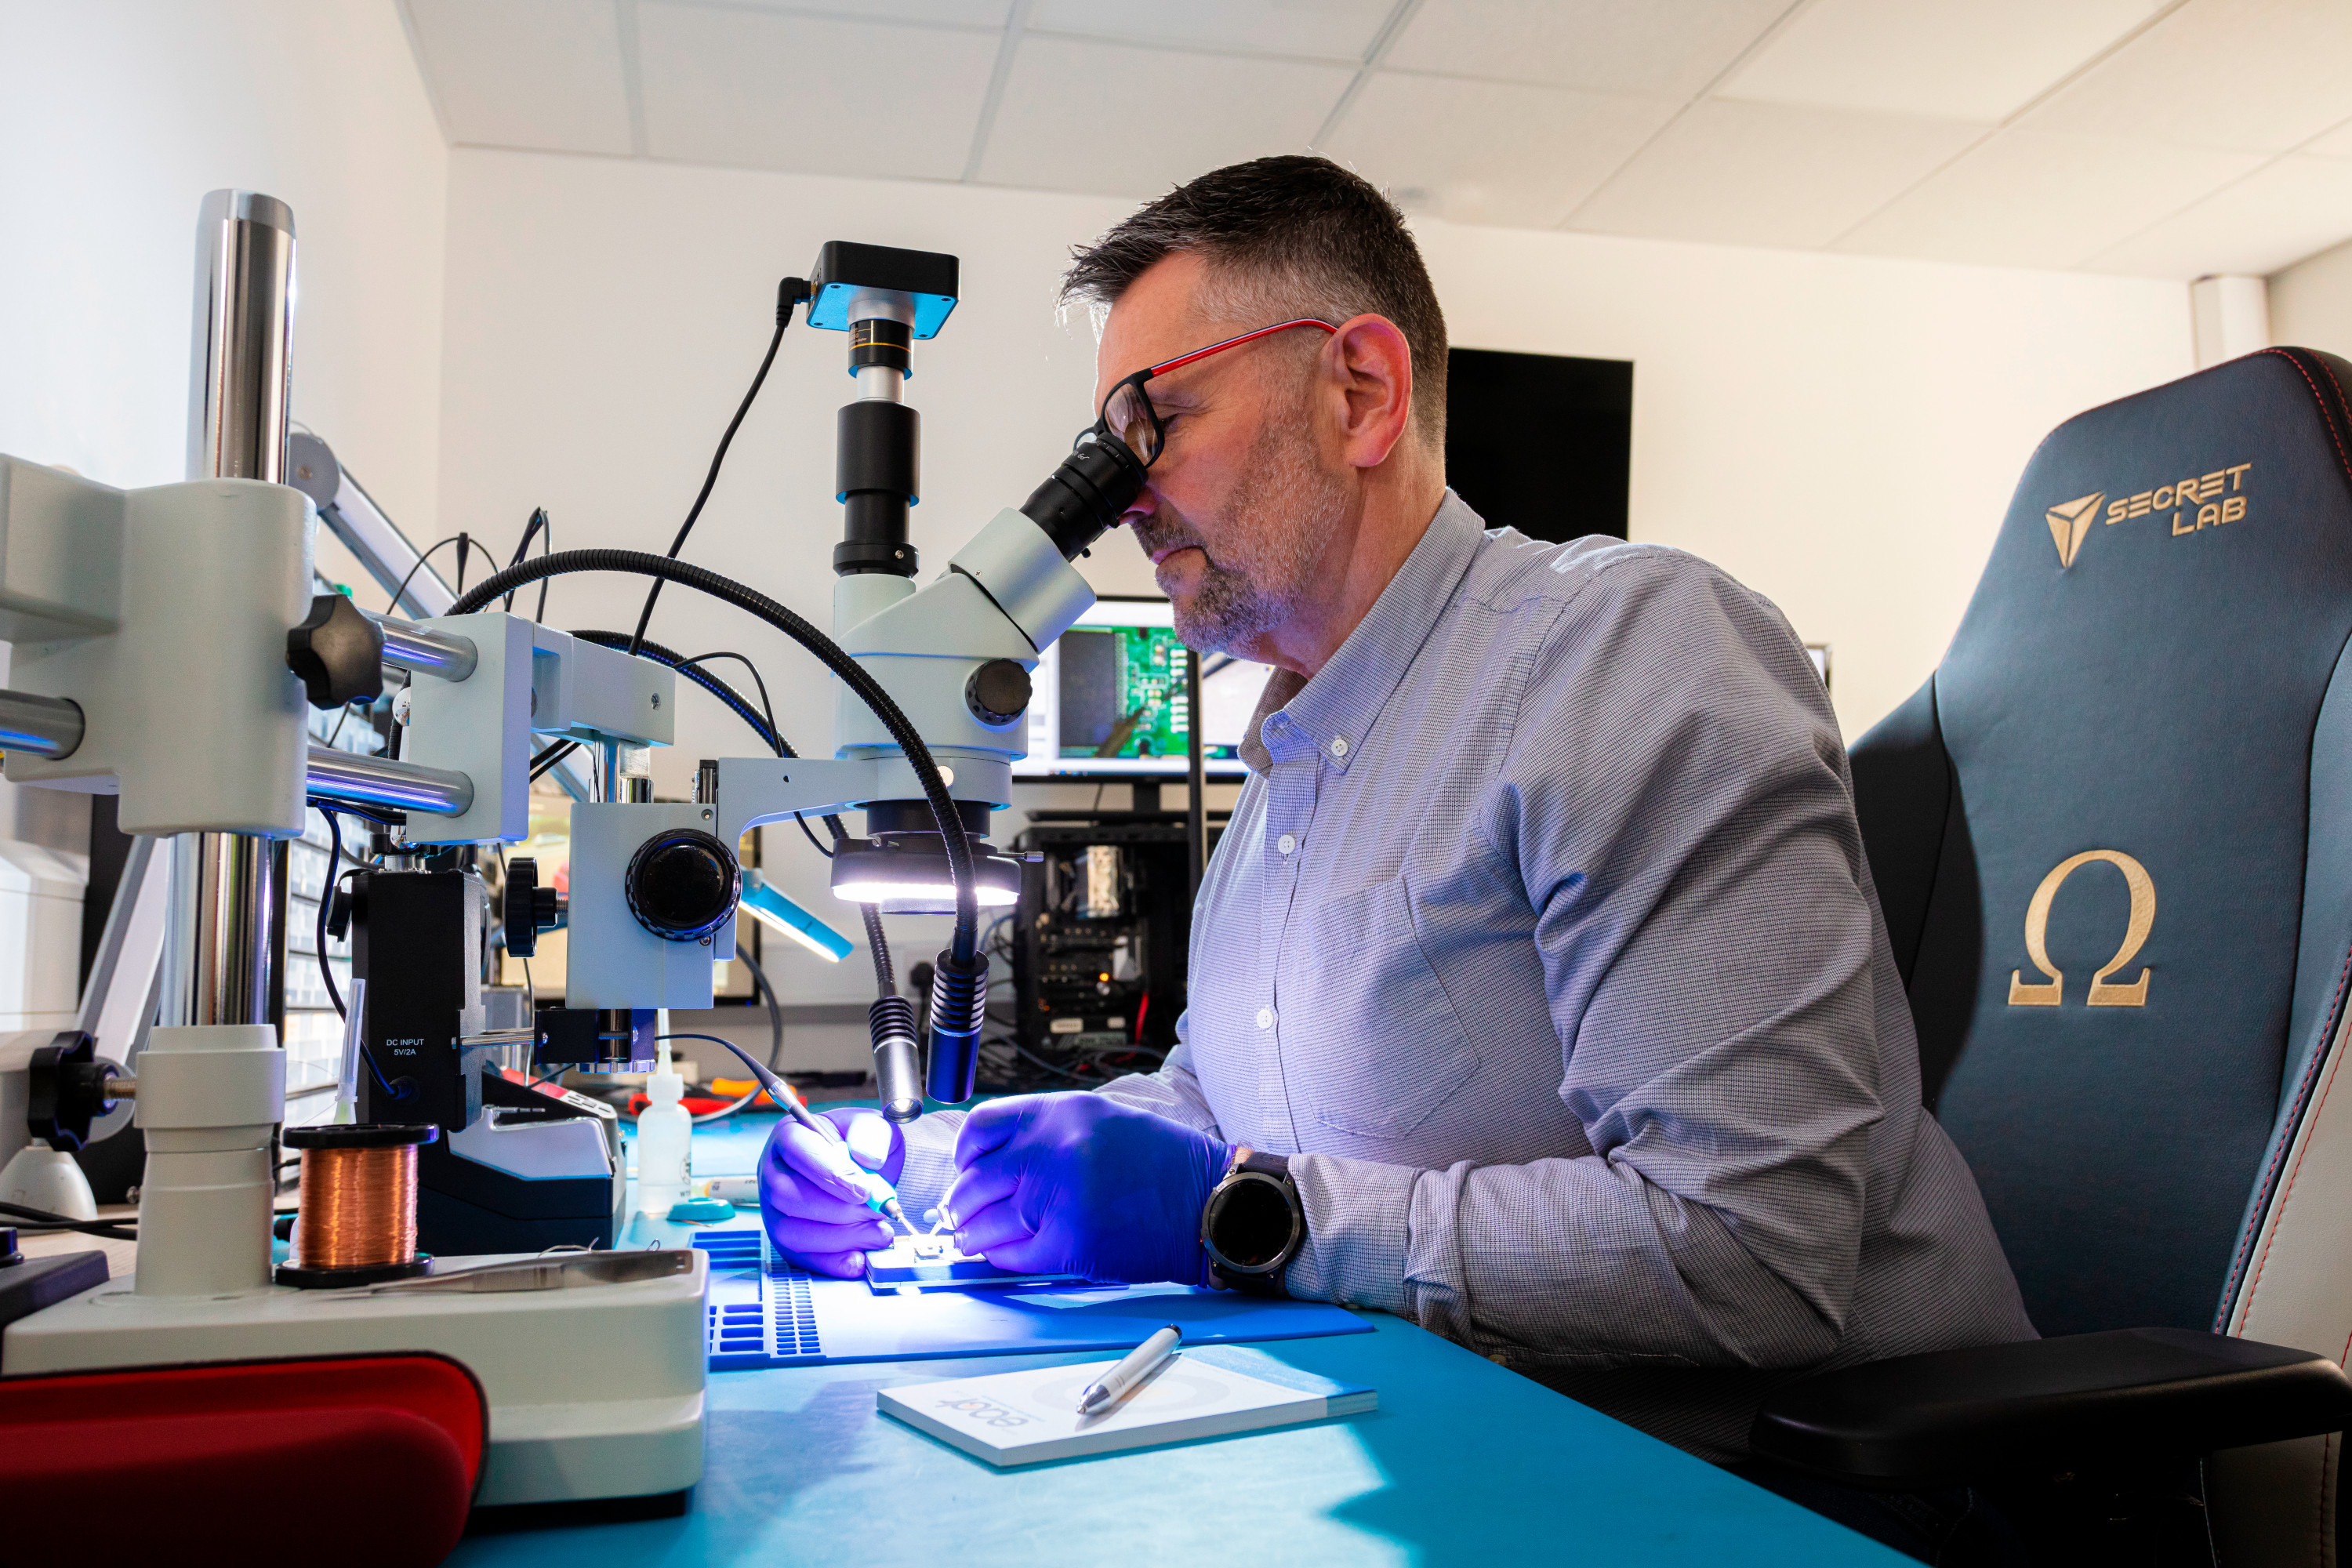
[[891, 1108, 966, 1220], [1285, 552, 1885, 1374], [1093, 1013, 1225, 1135]]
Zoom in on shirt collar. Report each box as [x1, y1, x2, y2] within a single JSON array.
[[1238, 491, 1485, 775]]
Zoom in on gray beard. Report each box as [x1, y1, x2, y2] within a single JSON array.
[[1156, 416, 1346, 659]]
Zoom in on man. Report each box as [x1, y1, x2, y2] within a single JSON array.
[[762, 156, 2032, 1472]]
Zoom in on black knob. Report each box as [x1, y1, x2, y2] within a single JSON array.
[[966, 659, 1032, 727], [624, 829, 739, 942], [26, 1030, 116, 1152], [287, 593, 385, 710], [503, 856, 563, 957]]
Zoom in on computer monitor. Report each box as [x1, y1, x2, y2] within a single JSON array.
[[1014, 597, 1271, 781]]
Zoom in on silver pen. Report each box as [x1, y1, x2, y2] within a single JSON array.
[[1076, 1324, 1183, 1415]]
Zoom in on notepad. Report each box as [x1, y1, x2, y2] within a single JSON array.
[[878, 1344, 1376, 1466]]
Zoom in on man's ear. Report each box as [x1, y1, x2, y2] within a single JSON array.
[[1323, 314, 1414, 471]]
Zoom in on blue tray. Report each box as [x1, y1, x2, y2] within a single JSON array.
[[694, 1229, 1373, 1370]]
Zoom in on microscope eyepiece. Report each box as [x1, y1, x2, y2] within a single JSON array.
[[1020, 430, 1148, 561]]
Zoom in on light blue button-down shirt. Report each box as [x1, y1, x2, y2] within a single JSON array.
[[905, 493, 2031, 1460]]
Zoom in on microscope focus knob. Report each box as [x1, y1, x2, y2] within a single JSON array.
[[503, 856, 563, 958], [287, 593, 386, 710], [625, 829, 740, 943], [966, 659, 1032, 728]]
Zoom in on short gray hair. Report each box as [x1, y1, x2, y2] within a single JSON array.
[[1062, 155, 1448, 447]]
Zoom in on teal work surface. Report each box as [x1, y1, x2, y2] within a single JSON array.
[[524, 1112, 1902, 1564], [452, 1316, 1899, 1566]]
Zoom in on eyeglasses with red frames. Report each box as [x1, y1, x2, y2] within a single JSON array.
[[1094, 318, 1338, 469]]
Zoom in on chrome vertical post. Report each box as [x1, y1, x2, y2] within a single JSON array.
[[171, 190, 296, 1036]]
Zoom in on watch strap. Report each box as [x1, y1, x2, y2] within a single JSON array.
[[1204, 1146, 1301, 1297]]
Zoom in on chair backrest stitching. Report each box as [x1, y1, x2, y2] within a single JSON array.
[[2241, 1027, 2352, 1334], [2214, 347, 2352, 1326], [2224, 943, 2352, 1326]]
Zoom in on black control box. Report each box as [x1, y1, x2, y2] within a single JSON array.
[[1011, 819, 1221, 1057]]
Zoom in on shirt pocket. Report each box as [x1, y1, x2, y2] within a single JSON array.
[[1282, 874, 1479, 1140]]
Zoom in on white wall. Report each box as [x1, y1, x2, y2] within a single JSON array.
[[0, 0, 449, 520], [0, 0, 445, 946], [437, 147, 2195, 1011], [1420, 223, 2194, 739], [2271, 237, 2352, 361]]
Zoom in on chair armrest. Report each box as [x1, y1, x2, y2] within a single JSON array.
[[1751, 1327, 2352, 1490]]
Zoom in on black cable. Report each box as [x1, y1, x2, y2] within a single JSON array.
[[564, 622, 921, 989], [528, 739, 577, 776], [307, 796, 404, 831], [360, 1037, 402, 1102], [569, 631, 787, 757], [317, 807, 347, 1018], [505, 508, 547, 615], [861, 900, 894, 996], [564, 626, 904, 978], [737, 948, 786, 1071], [384, 535, 464, 617], [303, 843, 405, 1101], [627, 277, 809, 655], [0, 1199, 136, 1241], [677, 649, 778, 743], [651, 1033, 765, 1124]]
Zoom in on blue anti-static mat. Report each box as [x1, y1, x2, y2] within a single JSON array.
[[694, 1229, 1372, 1370]]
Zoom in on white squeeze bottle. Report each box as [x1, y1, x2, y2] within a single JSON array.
[[637, 1041, 692, 1217]]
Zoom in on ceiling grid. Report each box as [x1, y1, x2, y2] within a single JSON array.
[[397, 0, 2352, 278]]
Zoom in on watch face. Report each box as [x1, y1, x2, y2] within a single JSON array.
[[1210, 1174, 1296, 1269]]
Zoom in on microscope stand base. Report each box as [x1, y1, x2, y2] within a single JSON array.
[[0, 1250, 707, 1506]]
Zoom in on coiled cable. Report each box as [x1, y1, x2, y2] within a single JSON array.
[[446, 550, 978, 964]]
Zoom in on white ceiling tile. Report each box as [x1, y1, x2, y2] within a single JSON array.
[[637, 4, 1000, 180], [978, 37, 1352, 198], [1026, 0, 1393, 61], [1718, 0, 2160, 122], [1383, 0, 1792, 99], [1836, 129, 2263, 268], [2022, 0, 2352, 154], [1322, 73, 1678, 227], [406, 0, 633, 153], [2083, 155, 2352, 276], [1566, 100, 1984, 249], [711, 0, 1011, 22]]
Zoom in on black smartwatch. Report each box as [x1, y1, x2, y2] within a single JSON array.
[[1200, 1146, 1304, 1296]]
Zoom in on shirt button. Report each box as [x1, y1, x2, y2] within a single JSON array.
[[1255, 1007, 1275, 1030], [1277, 833, 1297, 855], [1330, 736, 1349, 758]]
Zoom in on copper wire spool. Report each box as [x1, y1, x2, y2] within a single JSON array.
[[278, 1123, 437, 1288]]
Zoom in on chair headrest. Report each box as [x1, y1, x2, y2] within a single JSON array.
[[1910, 348, 2352, 1336]]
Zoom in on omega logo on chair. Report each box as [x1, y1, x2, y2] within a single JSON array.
[[2007, 850, 2156, 1008]]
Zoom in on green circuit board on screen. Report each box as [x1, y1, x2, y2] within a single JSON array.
[[1058, 625, 1203, 760]]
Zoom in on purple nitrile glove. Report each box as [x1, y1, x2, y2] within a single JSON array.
[[942, 1092, 1231, 1286], [758, 1108, 906, 1278]]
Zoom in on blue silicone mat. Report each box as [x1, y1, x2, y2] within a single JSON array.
[[694, 1229, 1373, 1370]]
